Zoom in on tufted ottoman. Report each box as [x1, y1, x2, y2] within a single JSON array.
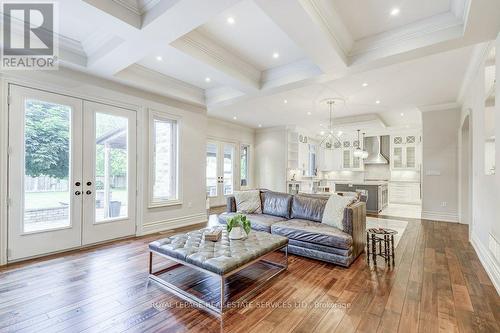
[[148, 228, 288, 316]]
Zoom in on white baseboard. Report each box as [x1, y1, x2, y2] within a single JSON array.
[[141, 213, 208, 235], [421, 210, 459, 223], [470, 232, 500, 295]]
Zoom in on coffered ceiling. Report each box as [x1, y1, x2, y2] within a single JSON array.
[[1, 0, 499, 129]]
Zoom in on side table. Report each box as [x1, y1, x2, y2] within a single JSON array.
[[366, 228, 398, 266]]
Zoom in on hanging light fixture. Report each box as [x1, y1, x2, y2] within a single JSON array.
[[361, 132, 369, 159], [319, 99, 343, 150], [353, 129, 364, 158]]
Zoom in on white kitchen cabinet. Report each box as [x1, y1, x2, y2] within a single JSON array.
[[341, 140, 364, 171], [389, 182, 421, 204], [391, 135, 420, 170]]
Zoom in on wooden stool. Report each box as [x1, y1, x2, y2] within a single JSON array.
[[366, 228, 398, 266]]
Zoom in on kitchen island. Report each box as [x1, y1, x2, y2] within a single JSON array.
[[334, 181, 388, 214]]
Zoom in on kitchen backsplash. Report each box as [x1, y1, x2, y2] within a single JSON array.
[[364, 164, 391, 180], [320, 167, 420, 182]]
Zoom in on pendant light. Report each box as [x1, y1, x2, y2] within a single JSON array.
[[361, 132, 369, 159], [353, 129, 364, 158]]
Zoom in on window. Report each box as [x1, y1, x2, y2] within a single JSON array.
[[240, 144, 250, 187], [149, 111, 180, 206]]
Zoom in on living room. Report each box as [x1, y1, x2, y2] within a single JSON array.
[[0, 0, 499, 332]]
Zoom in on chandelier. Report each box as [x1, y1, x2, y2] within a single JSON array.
[[319, 99, 343, 150]]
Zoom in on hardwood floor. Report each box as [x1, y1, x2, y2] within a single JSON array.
[[0, 217, 498, 333]]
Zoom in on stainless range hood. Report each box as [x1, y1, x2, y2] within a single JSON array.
[[364, 136, 390, 164]]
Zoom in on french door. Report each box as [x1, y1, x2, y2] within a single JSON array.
[[7, 85, 136, 261], [206, 141, 236, 207]]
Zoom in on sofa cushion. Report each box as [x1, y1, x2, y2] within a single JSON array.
[[261, 191, 293, 218], [322, 195, 357, 232], [290, 195, 327, 222], [218, 212, 287, 233], [271, 219, 352, 250], [233, 190, 262, 214]]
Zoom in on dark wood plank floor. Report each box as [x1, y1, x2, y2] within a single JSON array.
[[0, 216, 498, 333]]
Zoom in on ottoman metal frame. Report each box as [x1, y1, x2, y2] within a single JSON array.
[[149, 245, 288, 316]]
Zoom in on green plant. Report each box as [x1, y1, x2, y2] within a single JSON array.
[[226, 214, 251, 235]]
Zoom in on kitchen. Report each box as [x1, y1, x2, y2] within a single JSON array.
[[285, 126, 422, 218]]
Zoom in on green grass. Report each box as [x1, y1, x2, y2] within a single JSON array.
[[25, 189, 127, 209]]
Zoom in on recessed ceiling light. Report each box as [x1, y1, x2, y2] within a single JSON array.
[[307, 111, 312, 116], [205, 77, 211, 83], [320, 131, 325, 135], [233, 116, 237, 120], [227, 17, 235, 25], [258, 124, 262, 128], [156, 56, 163, 61], [390, 8, 400, 16], [362, 82, 368, 87], [375, 100, 381, 104], [272, 52, 280, 59], [400, 112, 404, 117], [283, 99, 288, 104], [338, 131, 343, 136]]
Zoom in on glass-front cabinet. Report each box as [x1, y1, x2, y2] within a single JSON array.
[[391, 134, 420, 170]]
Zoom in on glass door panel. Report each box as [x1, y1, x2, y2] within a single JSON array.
[[206, 143, 218, 197], [23, 99, 72, 233], [223, 144, 235, 196], [206, 141, 236, 207], [94, 113, 129, 222]]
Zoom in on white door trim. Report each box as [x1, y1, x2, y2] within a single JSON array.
[[7, 85, 84, 261], [1, 82, 143, 263], [0, 78, 8, 265]]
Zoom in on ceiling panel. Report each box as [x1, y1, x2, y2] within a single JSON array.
[[138, 46, 233, 89], [209, 45, 473, 132], [332, 0, 452, 40], [199, 0, 306, 70]]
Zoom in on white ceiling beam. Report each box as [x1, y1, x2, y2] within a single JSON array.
[[171, 30, 261, 93], [84, 0, 243, 76], [114, 64, 205, 105], [255, 0, 349, 77]]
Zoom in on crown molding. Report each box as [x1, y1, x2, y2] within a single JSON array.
[[418, 102, 461, 113], [115, 64, 205, 106], [112, 0, 162, 16], [350, 13, 463, 57]]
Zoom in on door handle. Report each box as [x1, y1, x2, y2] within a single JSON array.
[[75, 191, 81, 196], [86, 181, 92, 186], [86, 190, 92, 195], [75, 182, 81, 186]]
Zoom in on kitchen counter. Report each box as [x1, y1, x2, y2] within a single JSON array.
[[331, 180, 388, 186]]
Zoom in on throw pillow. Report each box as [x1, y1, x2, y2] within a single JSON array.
[[234, 190, 262, 214], [322, 194, 356, 231]]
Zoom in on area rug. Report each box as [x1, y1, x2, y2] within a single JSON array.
[[366, 217, 408, 247]]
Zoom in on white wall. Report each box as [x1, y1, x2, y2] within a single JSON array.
[[207, 117, 256, 189], [255, 127, 287, 192], [0, 67, 208, 264], [421, 108, 460, 222], [460, 38, 500, 293]]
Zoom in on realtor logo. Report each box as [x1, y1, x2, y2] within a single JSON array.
[[1, 1, 59, 70]]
